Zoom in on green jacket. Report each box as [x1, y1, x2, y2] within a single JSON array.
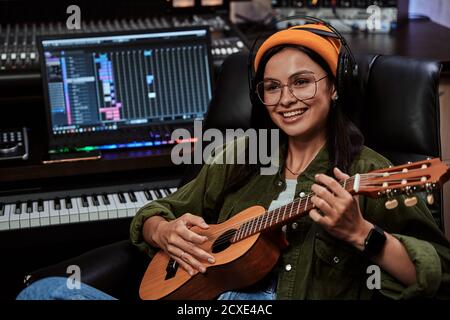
[[130, 138, 450, 299]]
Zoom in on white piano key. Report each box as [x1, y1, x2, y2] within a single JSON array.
[[75, 197, 90, 222], [87, 196, 99, 221], [0, 204, 10, 230], [49, 200, 61, 225], [123, 193, 137, 217], [59, 200, 70, 224], [20, 202, 31, 228], [169, 188, 177, 194], [135, 191, 148, 208], [103, 194, 118, 219], [96, 196, 109, 221], [68, 198, 80, 223], [157, 189, 166, 197], [111, 194, 127, 218], [29, 202, 41, 227], [131, 192, 144, 212], [149, 190, 159, 201], [9, 204, 20, 229], [39, 201, 50, 226]]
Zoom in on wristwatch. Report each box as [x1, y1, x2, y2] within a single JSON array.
[[362, 225, 387, 257]]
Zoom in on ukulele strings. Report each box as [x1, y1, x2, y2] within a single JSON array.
[[208, 174, 371, 249], [208, 170, 425, 249]]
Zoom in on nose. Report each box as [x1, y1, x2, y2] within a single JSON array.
[[279, 84, 297, 106]]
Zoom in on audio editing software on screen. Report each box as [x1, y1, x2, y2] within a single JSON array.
[[41, 29, 212, 137]]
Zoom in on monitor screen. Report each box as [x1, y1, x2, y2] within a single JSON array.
[[39, 27, 213, 151]]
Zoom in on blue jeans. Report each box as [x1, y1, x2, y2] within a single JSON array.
[[17, 276, 276, 300], [16, 277, 117, 300]]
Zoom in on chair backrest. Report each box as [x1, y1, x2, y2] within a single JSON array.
[[184, 52, 444, 229]]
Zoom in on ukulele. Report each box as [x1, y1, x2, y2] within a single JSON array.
[[139, 158, 450, 300]]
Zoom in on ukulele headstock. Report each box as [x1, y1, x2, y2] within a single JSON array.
[[353, 158, 450, 210]]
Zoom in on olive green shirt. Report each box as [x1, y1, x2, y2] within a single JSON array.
[[130, 138, 450, 299]]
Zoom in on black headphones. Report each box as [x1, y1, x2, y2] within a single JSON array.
[[247, 15, 358, 106]]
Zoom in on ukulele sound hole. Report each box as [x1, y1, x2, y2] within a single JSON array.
[[212, 229, 237, 253]]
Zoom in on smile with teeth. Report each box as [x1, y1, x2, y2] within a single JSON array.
[[281, 108, 308, 118]]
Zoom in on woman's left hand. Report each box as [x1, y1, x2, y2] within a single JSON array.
[[309, 167, 373, 250]]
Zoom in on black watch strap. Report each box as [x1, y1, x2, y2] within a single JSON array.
[[362, 225, 387, 257]]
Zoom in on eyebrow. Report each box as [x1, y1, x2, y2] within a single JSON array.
[[264, 70, 314, 81]]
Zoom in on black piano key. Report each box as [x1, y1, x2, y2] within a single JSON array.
[[65, 197, 73, 209], [148, 189, 157, 200], [15, 202, 22, 214], [101, 194, 110, 205], [118, 192, 126, 204], [54, 198, 61, 210], [154, 189, 162, 198], [37, 199, 44, 212], [92, 195, 99, 206], [0, 203, 4, 216], [81, 195, 89, 207], [128, 191, 137, 202], [26, 201, 33, 213], [164, 188, 173, 194], [143, 190, 151, 200]]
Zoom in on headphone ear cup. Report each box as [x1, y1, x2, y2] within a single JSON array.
[[247, 52, 257, 106], [249, 75, 257, 106], [336, 52, 348, 99]]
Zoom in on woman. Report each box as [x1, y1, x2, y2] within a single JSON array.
[[17, 23, 450, 300], [132, 24, 450, 300]]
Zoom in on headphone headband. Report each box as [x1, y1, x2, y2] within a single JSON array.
[[292, 27, 339, 39], [247, 15, 358, 106], [266, 15, 356, 71]]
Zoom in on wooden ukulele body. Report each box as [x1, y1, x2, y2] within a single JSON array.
[[139, 205, 288, 300]]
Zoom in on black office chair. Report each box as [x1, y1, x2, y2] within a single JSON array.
[[21, 52, 444, 299]]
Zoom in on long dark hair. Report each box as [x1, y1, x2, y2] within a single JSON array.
[[224, 44, 364, 194]]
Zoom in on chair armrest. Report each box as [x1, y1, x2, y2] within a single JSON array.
[[24, 240, 150, 300]]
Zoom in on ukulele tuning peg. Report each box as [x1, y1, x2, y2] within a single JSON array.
[[385, 199, 399, 210], [384, 189, 398, 210], [425, 183, 435, 205], [403, 186, 418, 207], [426, 193, 435, 205], [404, 196, 418, 207]]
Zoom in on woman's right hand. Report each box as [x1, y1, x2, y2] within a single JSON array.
[[148, 213, 216, 276]]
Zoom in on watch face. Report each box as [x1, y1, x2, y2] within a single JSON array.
[[364, 226, 387, 256]]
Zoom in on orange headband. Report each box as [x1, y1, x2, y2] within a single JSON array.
[[253, 24, 342, 77]]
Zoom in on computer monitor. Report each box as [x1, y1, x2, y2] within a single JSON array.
[[38, 27, 213, 153]]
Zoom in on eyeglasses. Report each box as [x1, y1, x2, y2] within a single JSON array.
[[256, 74, 328, 106]]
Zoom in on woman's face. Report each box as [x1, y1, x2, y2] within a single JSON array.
[[263, 47, 336, 140]]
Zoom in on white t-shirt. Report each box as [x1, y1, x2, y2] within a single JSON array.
[[267, 179, 298, 212]]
